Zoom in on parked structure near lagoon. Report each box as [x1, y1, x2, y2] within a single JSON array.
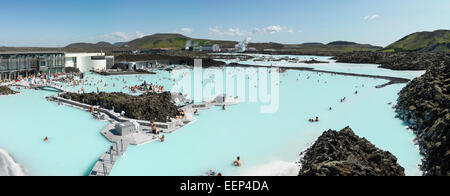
[[0, 51, 112, 80], [65, 53, 110, 73], [201, 44, 221, 52], [0, 51, 65, 80]]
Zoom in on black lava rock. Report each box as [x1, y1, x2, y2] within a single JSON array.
[[299, 127, 405, 176], [61, 92, 179, 122], [0, 86, 18, 96], [395, 61, 450, 176]]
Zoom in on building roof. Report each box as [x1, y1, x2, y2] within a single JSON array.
[[117, 122, 135, 127], [0, 51, 65, 55]]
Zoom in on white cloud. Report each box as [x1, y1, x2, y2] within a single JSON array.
[[177, 27, 194, 34], [264, 25, 283, 34], [208, 27, 222, 36], [225, 28, 247, 36], [102, 32, 145, 42], [208, 27, 222, 35], [364, 14, 380, 20], [209, 27, 249, 36], [287, 28, 294, 33], [209, 25, 294, 37]]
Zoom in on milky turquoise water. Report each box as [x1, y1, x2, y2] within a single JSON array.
[[0, 55, 424, 176], [0, 89, 110, 176], [220, 54, 425, 80]]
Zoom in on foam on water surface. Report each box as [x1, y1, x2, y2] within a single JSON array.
[[0, 149, 26, 176]]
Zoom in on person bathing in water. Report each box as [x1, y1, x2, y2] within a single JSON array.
[[206, 170, 222, 176], [308, 117, 320, 122], [234, 156, 242, 167]]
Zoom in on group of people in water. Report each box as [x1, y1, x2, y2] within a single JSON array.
[[207, 156, 243, 176], [150, 120, 166, 142], [308, 88, 362, 123], [129, 80, 165, 94], [66, 74, 170, 95], [1, 72, 71, 86], [175, 108, 186, 120], [308, 117, 320, 123]]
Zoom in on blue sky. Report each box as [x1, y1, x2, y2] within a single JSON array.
[[0, 0, 448, 47]]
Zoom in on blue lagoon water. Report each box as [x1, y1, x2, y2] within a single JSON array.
[[0, 56, 424, 176], [0, 90, 110, 176]]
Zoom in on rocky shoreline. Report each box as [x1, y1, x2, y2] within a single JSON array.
[[92, 69, 157, 76], [298, 127, 405, 176], [395, 62, 449, 176], [60, 92, 179, 122], [332, 51, 450, 70], [114, 54, 227, 68], [245, 50, 449, 71], [0, 86, 18, 96]]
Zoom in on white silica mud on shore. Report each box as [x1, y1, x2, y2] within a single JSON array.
[[0, 55, 425, 176], [239, 160, 301, 176], [0, 149, 26, 176]]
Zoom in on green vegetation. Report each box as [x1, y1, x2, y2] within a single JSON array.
[[282, 44, 380, 53], [124, 33, 236, 49], [385, 30, 450, 52]]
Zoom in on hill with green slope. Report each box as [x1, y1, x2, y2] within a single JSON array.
[[384, 30, 450, 52], [124, 33, 237, 49], [66, 41, 116, 48]]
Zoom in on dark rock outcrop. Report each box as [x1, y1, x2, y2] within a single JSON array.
[[395, 62, 450, 176], [0, 86, 18, 96], [64, 67, 80, 73], [114, 54, 226, 68], [332, 52, 450, 70], [60, 92, 179, 122], [299, 127, 405, 176]]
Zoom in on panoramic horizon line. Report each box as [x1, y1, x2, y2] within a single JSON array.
[[1, 28, 448, 49]]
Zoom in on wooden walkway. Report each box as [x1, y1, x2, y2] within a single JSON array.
[[30, 83, 76, 93], [89, 140, 130, 176]]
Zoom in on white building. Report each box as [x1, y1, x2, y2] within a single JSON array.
[[106, 56, 115, 69], [65, 53, 110, 73], [115, 122, 138, 136], [201, 44, 221, 52]]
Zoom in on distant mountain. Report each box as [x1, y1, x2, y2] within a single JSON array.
[[248, 42, 285, 50], [384, 29, 450, 52], [124, 33, 237, 49], [66, 41, 116, 48], [125, 33, 189, 48], [301, 42, 325, 46], [62, 33, 383, 53], [283, 41, 381, 52], [113, 42, 126, 47], [327, 41, 358, 46]]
